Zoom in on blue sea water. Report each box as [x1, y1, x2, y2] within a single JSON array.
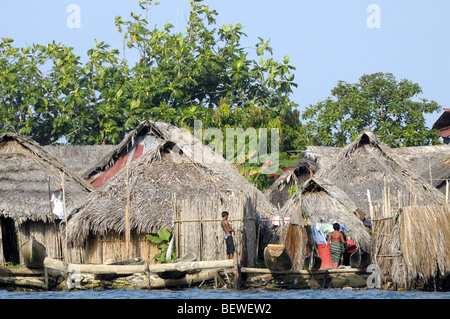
[[1, 288, 449, 299]]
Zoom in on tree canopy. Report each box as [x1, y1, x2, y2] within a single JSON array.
[[0, 0, 302, 154], [302, 72, 442, 148]]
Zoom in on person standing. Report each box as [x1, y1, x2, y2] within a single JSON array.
[[326, 223, 347, 265], [221, 211, 235, 259]]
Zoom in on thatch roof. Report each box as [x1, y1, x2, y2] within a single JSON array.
[[82, 120, 165, 181], [304, 145, 341, 169], [0, 133, 94, 224], [66, 122, 278, 246], [394, 144, 450, 194], [44, 144, 116, 176], [305, 143, 450, 195], [281, 178, 371, 251], [264, 157, 318, 209], [314, 131, 446, 215]]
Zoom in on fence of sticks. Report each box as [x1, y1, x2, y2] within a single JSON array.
[[172, 193, 259, 267], [369, 180, 450, 290]]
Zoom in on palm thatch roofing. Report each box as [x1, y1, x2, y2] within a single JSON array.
[[394, 144, 450, 194], [0, 133, 94, 224], [377, 205, 450, 290], [314, 131, 446, 215], [305, 142, 450, 195], [281, 177, 371, 251], [81, 120, 165, 181], [304, 145, 341, 169], [66, 121, 278, 246], [264, 157, 318, 209], [44, 144, 116, 176]]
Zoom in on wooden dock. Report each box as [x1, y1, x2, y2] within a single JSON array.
[[0, 257, 370, 291], [0, 267, 48, 290]]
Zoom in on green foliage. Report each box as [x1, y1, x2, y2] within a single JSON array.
[[288, 184, 297, 199], [146, 228, 175, 263], [302, 72, 442, 148], [1, 0, 302, 156]]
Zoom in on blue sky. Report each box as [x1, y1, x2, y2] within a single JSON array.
[[1, 0, 449, 129]]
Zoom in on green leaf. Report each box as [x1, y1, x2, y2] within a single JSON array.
[[158, 228, 171, 241], [146, 234, 163, 244]]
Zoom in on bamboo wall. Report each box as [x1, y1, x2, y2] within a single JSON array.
[[173, 193, 258, 267], [71, 233, 160, 264]]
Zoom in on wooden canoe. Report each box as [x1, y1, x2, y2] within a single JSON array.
[[350, 248, 371, 269], [156, 251, 198, 279], [108, 257, 144, 265], [21, 236, 47, 269], [264, 244, 293, 271], [303, 253, 322, 271]]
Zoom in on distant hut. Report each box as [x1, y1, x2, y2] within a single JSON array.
[[0, 133, 93, 265], [281, 178, 371, 270], [82, 120, 165, 187], [315, 131, 446, 217], [375, 205, 450, 290], [66, 122, 277, 266], [432, 108, 450, 144], [305, 140, 450, 197], [265, 157, 318, 209]]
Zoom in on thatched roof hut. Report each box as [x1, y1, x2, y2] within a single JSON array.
[[314, 131, 446, 216], [66, 122, 277, 265], [305, 142, 450, 196], [0, 133, 93, 265], [281, 178, 371, 270], [375, 205, 450, 290], [264, 157, 318, 209], [82, 120, 164, 187]]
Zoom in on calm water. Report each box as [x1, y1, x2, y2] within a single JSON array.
[[1, 288, 450, 299]]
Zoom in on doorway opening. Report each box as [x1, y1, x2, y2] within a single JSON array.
[[1, 217, 20, 264]]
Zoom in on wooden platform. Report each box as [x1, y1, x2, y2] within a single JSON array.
[[241, 267, 370, 289], [0, 267, 48, 290], [0, 259, 371, 291]]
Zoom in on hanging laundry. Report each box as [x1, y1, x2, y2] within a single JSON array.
[[51, 192, 66, 219], [311, 226, 327, 244], [257, 216, 271, 227], [270, 215, 290, 226], [316, 222, 334, 234]]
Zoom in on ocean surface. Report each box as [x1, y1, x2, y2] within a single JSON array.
[[1, 287, 450, 299]]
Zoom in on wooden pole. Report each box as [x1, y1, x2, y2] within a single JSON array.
[[58, 171, 69, 291], [125, 163, 131, 260], [367, 189, 373, 221], [58, 172, 68, 261], [173, 193, 180, 259], [445, 180, 449, 204]]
